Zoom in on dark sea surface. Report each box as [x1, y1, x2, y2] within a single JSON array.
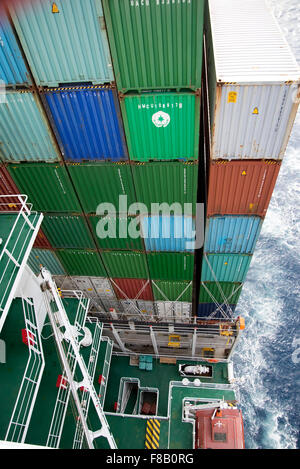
[[233, 0, 300, 449]]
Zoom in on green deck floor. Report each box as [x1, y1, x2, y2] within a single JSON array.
[[103, 355, 230, 417], [0, 296, 236, 449]]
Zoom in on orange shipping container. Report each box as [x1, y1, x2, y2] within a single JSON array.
[[207, 160, 281, 218]]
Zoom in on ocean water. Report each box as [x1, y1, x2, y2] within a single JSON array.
[[233, 0, 300, 449]]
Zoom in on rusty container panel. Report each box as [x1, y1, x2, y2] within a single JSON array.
[[33, 228, 52, 249], [0, 164, 21, 211], [112, 278, 153, 301], [207, 160, 281, 217]]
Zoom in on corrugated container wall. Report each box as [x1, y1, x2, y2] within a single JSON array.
[[204, 216, 263, 254], [132, 162, 199, 215], [28, 249, 66, 276], [56, 249, 107, 277], [198, 282, 242, 305], [0, 6, 31, 87], [141, 215, 195, 252], [101, 251, 149, 279], [102, 0, 205, 92], [152, 280, 192, 303], [201, 254, 252, 283], [89, 215, 144, 251], [207, 160, 281, 217], [207, 0, 300, 160], [0, 91, 61, 163], [42, 215, 96, 249], [8, 164, 81, 212], [121, 93, 200, 161], [68, 163, 136, 214], [197, 303, 236, 319], [147, 252, 194, 281], [43, 86, 128, 162], [0, 164, 21, 211], [112, 278, 153, 301], [9, 0, 114, 87], [33, 228, 52, 249]]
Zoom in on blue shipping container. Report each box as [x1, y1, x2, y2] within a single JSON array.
[[0, 8, 30, 87], [204, 216, 263, 254], [197, 303, 236, 319], [201, 254, 252, 283], [44, 86, 128, 162], [141, 216, 195, 252]]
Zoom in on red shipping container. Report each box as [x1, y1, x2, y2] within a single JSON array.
[[0, 165, 22, 211], [207, 160, 281, 218], [33, 228, 52, 249], [112, 278, 154, 301]]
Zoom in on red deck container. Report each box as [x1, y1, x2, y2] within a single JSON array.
[[207, 160, 281, 218], [112, 278, 154, 301], [33, 228, 52, 249], [0, 165, 21, 211]]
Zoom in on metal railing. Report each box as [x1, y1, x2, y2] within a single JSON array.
[[0, 194, 42, 332], [72, 319, 103, 449], [46, 290, 90, 448], [5, 296, 45, 443], [41, 269, 116, 449]]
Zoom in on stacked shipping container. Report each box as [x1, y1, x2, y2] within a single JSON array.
[[1, 1, 121, 316], [198, 0, 300, 318], [1, 0, 298, 325], [102, 0, 205, 323]]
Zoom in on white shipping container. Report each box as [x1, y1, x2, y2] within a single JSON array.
[[53, 275, 76, 291], [207, 0, 300, 160], [90, 277, 117, 300], [73, 277, 96, 298], [136, 300, 155, 322]]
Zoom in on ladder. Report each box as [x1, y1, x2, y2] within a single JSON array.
[[73, 320, 103, 449], [41, 269, 117, 449], [46, 291, 90, 448]]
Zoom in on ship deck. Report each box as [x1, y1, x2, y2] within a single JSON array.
[[0, 297, 236, 449]]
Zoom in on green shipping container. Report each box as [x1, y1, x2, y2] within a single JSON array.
[[198, 282, 242, 305], [68, 163, 137, 214], [102, 0, 205, 92], [89, 215, 144, 251], [152, 280, 192, 302], [56, 249, 107, 277], [101, 251, 149, 279], [42, 214, 95, 249], [121, 93, 200, 161], [132, 162, 198, 215], [8, 164, 81, 213], [147, 252, 194, 281]]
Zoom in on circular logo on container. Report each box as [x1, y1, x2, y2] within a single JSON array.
[[152, 111, 171, 128]]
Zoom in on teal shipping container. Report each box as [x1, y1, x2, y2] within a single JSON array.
[[201, 254, 252, 283], [0, 6, 31, 87], [9, 0, 113, 87], [204, 216, 263, 254], [28, 249, 66, 276], [0, 91, 61, 163]]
